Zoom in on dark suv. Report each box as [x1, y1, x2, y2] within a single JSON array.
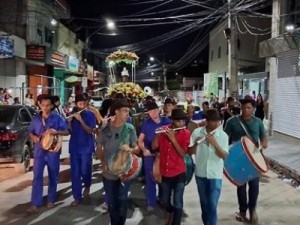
[[0, 105, 36, 172]]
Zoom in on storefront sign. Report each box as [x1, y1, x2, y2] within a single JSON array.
[[68, 56, 79, 72], [51, 51, 66, 68], [27, 45, 46, 61], [0, 37, 14, 59]]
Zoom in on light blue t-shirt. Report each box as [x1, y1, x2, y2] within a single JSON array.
[[189, 127, 229, 179]]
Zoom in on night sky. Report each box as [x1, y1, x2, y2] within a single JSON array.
[[66, 0, 271, 77]]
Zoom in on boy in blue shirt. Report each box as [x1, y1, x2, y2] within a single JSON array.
[[68, 94, 96, 206], [27, 94, 69, 214]]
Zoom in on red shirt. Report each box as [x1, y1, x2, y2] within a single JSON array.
[[158, 127, 191, 177]]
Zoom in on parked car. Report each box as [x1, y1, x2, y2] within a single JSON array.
[[0, 105, 36, 172]]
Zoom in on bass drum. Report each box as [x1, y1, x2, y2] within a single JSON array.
[[184, 154, 194, 186]]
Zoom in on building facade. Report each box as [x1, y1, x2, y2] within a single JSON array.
[[260, 0, 300, 141], [208, 17, 271, 99], [0, 0, 87, 104]]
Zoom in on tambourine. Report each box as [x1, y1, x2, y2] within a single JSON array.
[[41, 132, 63, 152]]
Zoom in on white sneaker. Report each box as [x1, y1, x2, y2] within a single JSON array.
[[99, 202, 108, 214]]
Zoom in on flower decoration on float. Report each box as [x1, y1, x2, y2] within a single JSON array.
[[108, 82, 146, 100], [106, 50, 139, 67]]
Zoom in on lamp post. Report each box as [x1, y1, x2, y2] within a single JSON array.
[[227, 0, 238, 99], [149, 55, 167, 90], [83, 20, 116, 92]]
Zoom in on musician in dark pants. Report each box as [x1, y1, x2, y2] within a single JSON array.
[[152, 109, 191, 225], [27, 94, 69, 213], [68, 94, 96, 206], [224, 98, 268, 225], [138, 101, 171, 212], [96, 99, 139, 225], [189, 109, 229, 225]]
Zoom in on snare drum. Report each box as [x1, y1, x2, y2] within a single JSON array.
[[120, 154, 142, 181], [107, 149, 133, 176], [224, 136, 268, 186], [184, 154, 194, 186], [152, 154, 194, 186]]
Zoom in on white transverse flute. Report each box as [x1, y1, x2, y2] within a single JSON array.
[[155, 126, 186, 134], [66, 108, 87, 119], [196, 126, 221, 144]]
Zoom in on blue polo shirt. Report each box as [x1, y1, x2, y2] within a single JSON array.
[[140, 116, 171, 152], [29, 112, 68, 157], [69, 110, 96, 154]]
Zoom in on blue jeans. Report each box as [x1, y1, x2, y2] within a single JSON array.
[[237, 177, 259, 214], [196, 177, 222, 225], [103, 177, 132, 225], [162, 173, 186, 225]]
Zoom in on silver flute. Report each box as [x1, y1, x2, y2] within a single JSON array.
[[155, 126, 186, 134], [66, 108, 87, 119], [196, 126, 220, 144]]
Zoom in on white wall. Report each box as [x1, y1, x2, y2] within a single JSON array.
[[57, 23, 84, 59]]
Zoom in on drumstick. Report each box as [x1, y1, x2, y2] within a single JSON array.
[[196, 126, 220, 144]]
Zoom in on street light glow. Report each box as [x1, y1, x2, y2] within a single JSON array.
[[286, 24, 295, 32], [106, 20, 116, 30], [150, 57, 155, 62], [51, 19, 57, 26]]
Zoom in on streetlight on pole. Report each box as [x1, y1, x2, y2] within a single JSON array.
[[149, 56, 167, 90], [83, 20, 116, 92]]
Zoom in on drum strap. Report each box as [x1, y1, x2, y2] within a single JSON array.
[[237, 116, 259, 147]]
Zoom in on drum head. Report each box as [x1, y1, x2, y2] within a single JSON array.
[[108, 151, 133, 175], [41, 133, 53, 150], [121, 154, 142, 181], [242, 136, 268, 173]]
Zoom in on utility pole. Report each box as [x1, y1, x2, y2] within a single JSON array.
[[163, 66, 167, 90], [228, 0, 239, 99], [82, 28, 89, 93]]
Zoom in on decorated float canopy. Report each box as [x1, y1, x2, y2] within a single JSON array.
[[106, 50, 139, 68], [108, 82, 146, 100], [106, 50, 139, 85]]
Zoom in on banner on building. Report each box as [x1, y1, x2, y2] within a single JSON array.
[[0, 37, 14, 58], [68, 56, 79, 72], [204, 72, 218, 97], [27, 45, 46, 61], [87, 64, 93, 81], [51, 51, 66, 68]]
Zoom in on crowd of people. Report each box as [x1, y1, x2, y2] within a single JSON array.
[[17, 88, 268, 225]]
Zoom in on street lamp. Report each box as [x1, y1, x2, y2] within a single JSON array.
[[51, 18, 57, 26], [286, 24, 295, 32], [148, 56, 167, 90], [106, 20, 116, 30]]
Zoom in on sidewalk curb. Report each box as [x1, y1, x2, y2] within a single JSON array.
[[266, 156, 300, 185]]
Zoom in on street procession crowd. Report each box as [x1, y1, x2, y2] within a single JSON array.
[[24, 89, 268, 225]]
